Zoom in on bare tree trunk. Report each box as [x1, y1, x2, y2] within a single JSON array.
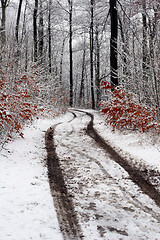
[[38, 0, 43, 64], [21, 0, 27, 44], [25, 37, 28, 72], [95, 25, 100, 107], [132, 35, 141, 102], [90, 0, 95, 109], [59, 37, 66, 85], [0, 0, 9, 46], [148, 14, 159, 109], [110, 0, 118, 87], [33, 0, 38, 62], [79, 39, 86, 106], [142, 0, 150, 103], [48, 0, 52, 73], [118, 14, 128, 87], [1, 4, 6, 45], [15, 0, 23, 43], [68, 0, 73, 107]]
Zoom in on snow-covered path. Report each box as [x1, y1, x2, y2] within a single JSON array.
[[53, 109, 160, 239], [0, 110, 160, 240]]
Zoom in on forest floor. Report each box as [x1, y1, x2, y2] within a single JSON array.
[[0, 109, 160, 240]]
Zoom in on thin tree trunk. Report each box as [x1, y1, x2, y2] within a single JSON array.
[[25, 37, 28, 72], [68, 0, 73, 107], [118, 14, 127, 87], [142, 0, 152, 106], [59, 37, 65, 85], [15, 0, 23, 43], [95, 25, 100, 107], [132, 35, 141, 103], [33, 0, 38, 62], [48, 0, 52, 73], [38, 0, 43, 64], [110, 0, 118, 87], [0, 0, 8, 46], [90, 0, 95, 109], [142, 0, 148, 75], [21, 0, 27, 45], [79, 40, 86, 106], [148, 18, 159, 109]]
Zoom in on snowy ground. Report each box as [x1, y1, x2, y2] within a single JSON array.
[[93, 110, 160, 173], [0, 117, 64, 240], [54, 110, 160, 239], [0, 110, 160, 240]]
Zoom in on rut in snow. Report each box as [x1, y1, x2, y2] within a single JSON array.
[[45, 123, 83, 240], [79, 110, 160, 207], [45, 109, 160, 239]]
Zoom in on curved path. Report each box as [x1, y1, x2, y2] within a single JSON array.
[[45, 109, 160, 240], [85, 110, 160, 206]]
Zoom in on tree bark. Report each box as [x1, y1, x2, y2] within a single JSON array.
[[95, 25, 100, 107], [48, 0, 52, 73], [90, 0, 95, 109], [142, 0, 149, 102], [148, 12, 159, 109], [0, 0, 9, 46], [59, 37, 66, 85], [38, 0, 44, 64], [15, 0, 23, 43], [33, 0, 38, 62], [79, 39, 86, 106], [110, 0, 118, 87], [68, 0, 73, 107]]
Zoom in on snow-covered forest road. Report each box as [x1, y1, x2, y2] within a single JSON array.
[[0, 110, 160, 240], [45, 109, 160, 240]]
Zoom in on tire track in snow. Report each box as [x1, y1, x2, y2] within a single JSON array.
[[45, 113, 83, 240], [72, 109, 160, 207], [54, 110, 160, 238], [57, 119, 159, 222]]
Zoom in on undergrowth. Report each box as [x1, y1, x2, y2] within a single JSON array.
[[100, 81, 160, 134], [0, 64, 69, 144]]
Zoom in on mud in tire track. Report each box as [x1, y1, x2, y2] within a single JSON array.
[[45, 124, 83, 240], [83, 110, 160, 207], [45, 110, 160, 239]]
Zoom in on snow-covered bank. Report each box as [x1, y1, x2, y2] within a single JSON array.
[[93, 111, 160, 187], [0, 118, 64, 240]]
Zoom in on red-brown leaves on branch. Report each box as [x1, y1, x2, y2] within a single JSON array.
[[0, 69, 44, 142], [100, 81, 160, 133]]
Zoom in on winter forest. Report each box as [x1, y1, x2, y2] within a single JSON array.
[[0, 0, 160, 143]]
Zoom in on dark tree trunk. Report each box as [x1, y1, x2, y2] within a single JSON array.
[[68, 0, 73, 107], [33, 0, 38, 62], [142, 0, 150, 104], [79, 40, 86, 106], [110, 0, 118, 87], [0, 0, 9, 46], [142, 0, 148, 78], [25, 37, 28, 72], [38, 0, 44, 64], [90, 0, 95, 109], [48, 0, 52, 73], [95, 25, 100, 107], [59, 37, 66, 84], [15, 0, 23, 43]]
